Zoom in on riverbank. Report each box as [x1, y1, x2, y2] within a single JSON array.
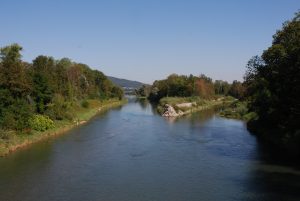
[[0, 98, 127, 157], [218, 101, 257, 121], [157, 96, 232, 117]]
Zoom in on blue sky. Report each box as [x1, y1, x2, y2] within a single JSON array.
[[1, 0, 299, 83]]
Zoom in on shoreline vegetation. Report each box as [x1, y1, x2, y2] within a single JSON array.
[[135, 72, 246, 118], [135, 12, 300, 159], [1, 11, 299, 160], [218, 101, 256, 121], [156, 96, 233, 117], [0, 98, 126, 157], [244, 12, 300, 158], [155, 96, 255, 121], [0, 43, 126, 157], [135, 73, 246, 119]]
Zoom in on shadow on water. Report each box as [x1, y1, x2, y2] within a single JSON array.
[[241, 168, 300, 201], [254, 138, 300, 167]]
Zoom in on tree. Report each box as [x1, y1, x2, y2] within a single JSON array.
[[245, 12, 300, 156], [228, 80, 246, 100], [214, 80, 230, 95], [0, 44, 30, 98], [135, 85, 151, 97], [32, 56, 54, 113], [111, 86, 124, 100], [0, 44, 124, 132], [148, 73, 215, 102], [0, 44, 33, 130]]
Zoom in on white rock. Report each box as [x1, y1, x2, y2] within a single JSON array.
[[176, 102, 193, 108], [162, 104, 179, 117]]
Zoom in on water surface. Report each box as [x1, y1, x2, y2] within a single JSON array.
[[0, 97, 300, 201]]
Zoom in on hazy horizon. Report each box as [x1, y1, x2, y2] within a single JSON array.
[[1, 0, 299, 84]]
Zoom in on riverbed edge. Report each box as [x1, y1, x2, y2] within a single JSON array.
[[0, 99, 127, 157], [157, 96, 234, 117]]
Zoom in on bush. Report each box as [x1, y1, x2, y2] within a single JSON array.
[[81, 100, 89, 108], [0, 99, 33, 131], [243, 112, 258, 121], [45, 94, 75, 120], [29, 115, 55, 131]]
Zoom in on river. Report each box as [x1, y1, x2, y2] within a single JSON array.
[[0, 97, 299, 201]]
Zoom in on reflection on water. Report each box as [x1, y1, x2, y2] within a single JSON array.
[[0, 96, 300, 201], [134, 97, 159, 115], [135, 97, 148, 109]]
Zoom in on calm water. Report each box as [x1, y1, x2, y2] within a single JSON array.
[[0, 97, 300, 201]]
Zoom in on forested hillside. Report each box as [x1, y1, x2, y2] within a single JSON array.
[[108, 76, 145, 89], [0, 44, 123, 133]]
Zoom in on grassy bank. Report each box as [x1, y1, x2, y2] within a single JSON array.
[[0, 98, 127, 157], [157, 96, 233, 116], [218, 101, 257, 121]]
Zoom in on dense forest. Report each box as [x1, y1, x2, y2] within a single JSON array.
[[0, 44, 123, 133], [245, 12, 300, 157], [136, 74, 245, 102]]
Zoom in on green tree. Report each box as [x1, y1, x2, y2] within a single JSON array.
[[214, 80, 230, 95], [32, 56, 54, 113], [228, 80, 246, 100], [245, 12, 300, 156], [148, 73, 215, 102], [0, 44, 33, 131], [0, 43, 124, 132], [0, 44, 30, 98], [111, 86, 124, 100]]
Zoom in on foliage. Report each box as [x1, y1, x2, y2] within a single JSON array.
[[0, 44, 30, 98], [0, 44, 124, 135], [0, 98, 33, 131], [81, 100, 89, 108], [219, 101, 255, 121], [244, 12, 300, 156], [214, 80, 230, 95], [228, 80, 246, 100], [29, 114, 55, 131], [135, 85, 151, 97], [111, 86, 124, 100], [45, 94, 74, 120], [147, 73, 246, 102], [148, 74, 215, 102]]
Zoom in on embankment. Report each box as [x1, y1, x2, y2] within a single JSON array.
[[0, 99, 127, 157]]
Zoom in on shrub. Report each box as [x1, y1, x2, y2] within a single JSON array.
[[29, 114, 55, 131], [81, 100, 89, 108], [45, 94, 75, 120], [0, 99, 33, 131], [157, 105, 165, 114]]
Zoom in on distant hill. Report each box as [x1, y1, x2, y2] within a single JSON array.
[[108, 76, 146, 89]]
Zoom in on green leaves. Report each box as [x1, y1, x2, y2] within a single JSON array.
[[245, 12, 300, 155], [0, 43, 124, 133], [148, 74, 216, 102], [0, 43, 22, 63], [29, 115, 55, 132]]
